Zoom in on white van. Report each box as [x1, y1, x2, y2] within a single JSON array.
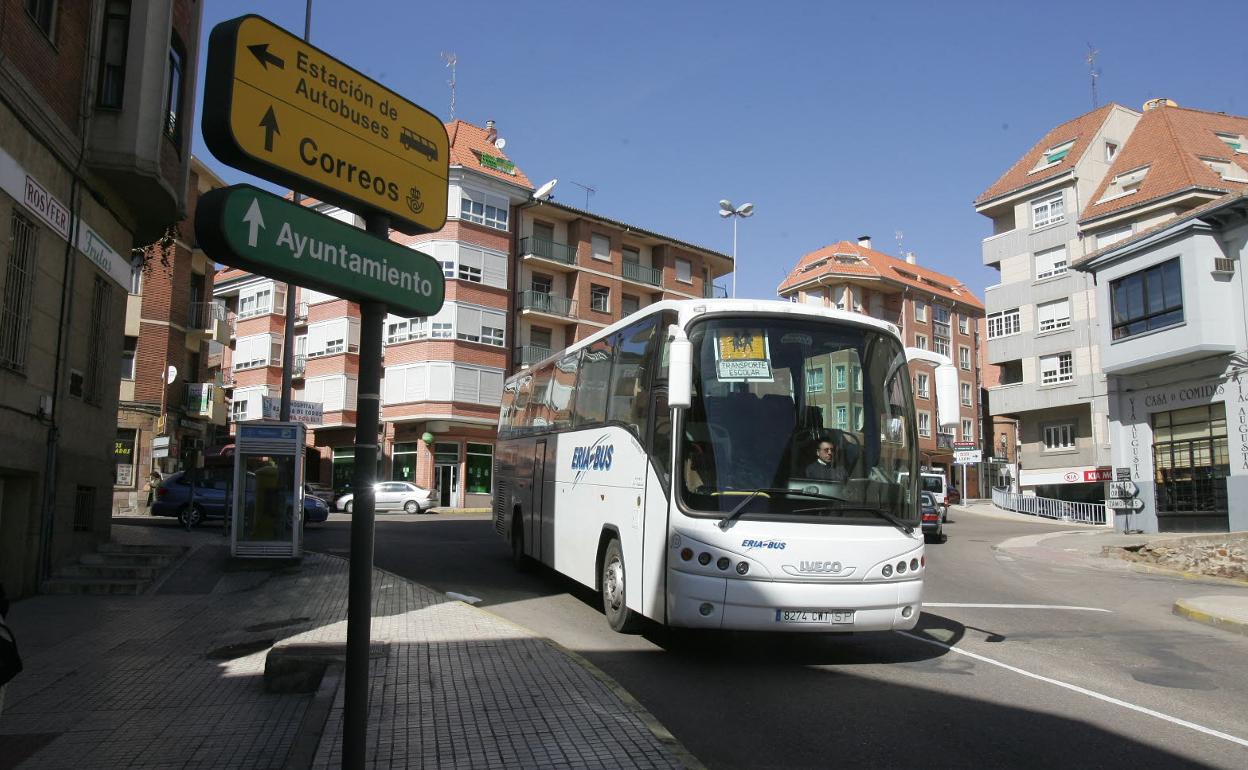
[[920, 472, 949, 517]]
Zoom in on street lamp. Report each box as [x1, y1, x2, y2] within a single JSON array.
[[719, 199, 754, 298]]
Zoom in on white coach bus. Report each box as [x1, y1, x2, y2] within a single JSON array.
[[494, 299, 926, 633]]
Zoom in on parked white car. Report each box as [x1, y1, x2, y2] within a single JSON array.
[[335, 481, 437, 514]]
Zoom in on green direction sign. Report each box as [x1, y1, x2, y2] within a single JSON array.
[[195, 184, 444, 317]]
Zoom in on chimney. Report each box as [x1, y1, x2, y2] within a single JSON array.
[[905, 251, 917, 265], [485, 119, 497, 144], [857, 235, 872, 249]]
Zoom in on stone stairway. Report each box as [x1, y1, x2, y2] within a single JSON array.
[[40, 543, 189, 595]]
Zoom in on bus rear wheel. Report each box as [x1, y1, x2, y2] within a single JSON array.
[[602, 538, 643, 633]]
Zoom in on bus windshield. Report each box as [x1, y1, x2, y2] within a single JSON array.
[[679, 315, 919, 526]]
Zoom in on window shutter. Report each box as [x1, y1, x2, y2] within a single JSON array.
[[457, 306, 482, 338], [480, 370, 503, 405], [454, 366, 479, 402], [407, 364, 426, 402], [429, 364, 453, 400], [384, 367, 403, 404], [344, 376, 358, 411], [460, 245, 484, 271], [483, 251, 507, 288]]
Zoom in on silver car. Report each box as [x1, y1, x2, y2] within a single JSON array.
[[334, 481, 437, 514]]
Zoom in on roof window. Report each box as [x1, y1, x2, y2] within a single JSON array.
[[1201, 157, 1248, 184], [1031, 139, 1076, 173], [1216, 132, 1247, 154], [1097, 165, 1150, 203]]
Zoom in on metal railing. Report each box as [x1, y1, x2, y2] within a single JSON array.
[[188, 300, 227, 330], [992, 487, 1107, 525], [515, 345, 551, 367], [519, 236, 576, 265], [937, 432, 955, 449], [518, 290, 575, 318], [622, 261, 662, 286], [293, 354, 306, 376], [703, 282, 728, 298]]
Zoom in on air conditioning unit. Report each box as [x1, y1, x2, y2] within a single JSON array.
[[1214, 257, 1236, 274]]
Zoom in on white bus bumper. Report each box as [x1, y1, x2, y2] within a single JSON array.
[[667, 571, 923, 632]]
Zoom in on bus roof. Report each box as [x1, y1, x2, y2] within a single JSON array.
[[512, 299, 903, 381]]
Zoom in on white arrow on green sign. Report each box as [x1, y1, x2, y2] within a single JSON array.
[[194, 184, 444, 317]]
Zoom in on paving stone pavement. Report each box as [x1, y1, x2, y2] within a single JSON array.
[[0, 523, 689, 769]]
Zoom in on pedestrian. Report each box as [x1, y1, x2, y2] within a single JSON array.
[[0, 582, 22, 716], [146, 468, 162, 509]]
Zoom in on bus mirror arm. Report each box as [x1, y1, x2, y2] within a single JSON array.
[[668, 325, 693, 409]]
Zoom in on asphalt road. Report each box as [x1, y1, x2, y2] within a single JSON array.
[[305, 508, 1248, 769]]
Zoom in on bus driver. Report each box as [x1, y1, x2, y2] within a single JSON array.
[[804, 439, 847, 482]]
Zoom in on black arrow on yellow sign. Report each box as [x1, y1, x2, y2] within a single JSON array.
[[259, 106, 279, 152], [247, 43, 285, 70]]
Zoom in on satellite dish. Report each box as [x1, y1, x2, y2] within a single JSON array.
[[166, 365, 178, 385], [533, 178, 558, 201], [494, 137, 506, 150]]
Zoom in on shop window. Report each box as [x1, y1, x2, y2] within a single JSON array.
[[392, 442, 419, 482], [466, 443, 493, 494], [1152, 403, 1229, 518]]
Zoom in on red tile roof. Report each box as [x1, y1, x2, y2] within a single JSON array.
[[975, 104, 1120, 207], [1079, 104, 1248, 223], [1074, 190, 1248, 268], [777, 241, 984, 311], [446, 120, 533, 189]]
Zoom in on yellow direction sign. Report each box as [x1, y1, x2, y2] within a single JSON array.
[[202, 15, 449, 235]]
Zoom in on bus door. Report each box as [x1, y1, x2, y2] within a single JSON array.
[[532, 439, 549, 564]]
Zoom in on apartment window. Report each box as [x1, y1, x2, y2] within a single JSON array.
[[676, 258, 692, 283], [854, 406, 864, 430], [460, 188, 509, 231], [164, 34, 186, 144], [73, 486, 95, 532], [1216, 132, 1246, 153], [621, 294, 640, 316], [1, 212, 38, 372], [25, 0, 55, 38], [1040, 352, 1074, 386], [622, 246, 640, 264], [916, 372, 930, 399], [1105, 141, 1119, 162], [960, 381, 972, 406], [120, 336, 137, 380], [431, 322, 452, 339], [590, 284, 609, 313], [1031, 192, 1065, 229], [834, 365, 847, 391], [852, 365, 862, 391], [1043, 423, 1077, 450], [933, 336, 950, 357], [1100, 166, 1149, 202], [1110, 258, 1183, 340], [530, 326, 552, 350], [238, 285, 285, 318], [806, 367, 825, 393], [1037, 298, 1071, 333], [1097, 225, 1134, 249], [531, 274, 552, 296], [918, 411, 931, 438], [986, 309, 1021, 339], [1035, 246, 1068, 280], [914, 333, 928, 350], [128, 259, 143, 294], [835, 405, 848, 429], [959, 345, 971, 370], [231, 394, 251, 422], [962, 419, 974, 442], [97, 1, 130, 108], [481, 325, 504, 346], [458, 261, 482, 282], [958, 314, 969, 335], [914, 300, 928, 323], [591, 234, 610, 262], [1034, 139, 1074, 170], [84, 277, 111, 405]]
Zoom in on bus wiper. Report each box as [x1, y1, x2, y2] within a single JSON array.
[[793, 503, 915, 535], [716, 488, 838, 530]]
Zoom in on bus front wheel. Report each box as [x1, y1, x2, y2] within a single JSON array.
[[602, 538, 643, 633]]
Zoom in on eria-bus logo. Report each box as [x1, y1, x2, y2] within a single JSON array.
[[571, 434, 614, 483], [741, 539, 786, 551]]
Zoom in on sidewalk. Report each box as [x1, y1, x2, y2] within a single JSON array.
[[0, 523, 693, 769], [953, 501, 1248, 638]]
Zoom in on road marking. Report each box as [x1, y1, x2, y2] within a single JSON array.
[[446, 591, 482, 605], [925, 603, 1112, 612], [898, 630, 1248, 749]]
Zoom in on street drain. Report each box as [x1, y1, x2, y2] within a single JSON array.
[[245, 616, 311, 633], [206, 638, 275, 659]]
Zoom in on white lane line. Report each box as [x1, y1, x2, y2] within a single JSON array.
[[897, 630, 1248, 749], [925, 603, 1112, 612]]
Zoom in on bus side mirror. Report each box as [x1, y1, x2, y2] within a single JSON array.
[[668, 325, 692, 409]]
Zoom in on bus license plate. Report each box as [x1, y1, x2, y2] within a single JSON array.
[[775, 609, 854, 624]]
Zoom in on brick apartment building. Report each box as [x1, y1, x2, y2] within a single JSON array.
[[777, 237, 985, 490], [210, 120, 732, 509], [114, 158, 229, 514], [0, 0, 203, 597]]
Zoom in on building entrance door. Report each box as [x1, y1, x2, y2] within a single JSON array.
[[436, 464, 459, 508]]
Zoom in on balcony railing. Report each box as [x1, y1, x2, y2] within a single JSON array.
[[295, 302, 309, 322], [622, 261, 662, 287], [515, 345, 552, 367], [293, 354, 306, 376], [703, 282, 728, 299], [936, 432, 955, 450], [187, 300, 227, 330], [520, 236, 576, 265], [518, 290, 575, 318]]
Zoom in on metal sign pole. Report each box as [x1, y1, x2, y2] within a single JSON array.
[[343, 215, 387, 769]]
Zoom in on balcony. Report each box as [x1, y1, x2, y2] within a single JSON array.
[[515, 345, 552, 368], [186, 301, 229, 346], [936, 432, 955, 450], [295, 302, 309, 324], [518, 290, 576, 321], [519, 236, 576, 268], [184, 383, 227, 426], [621, 261, 662, 287], [703, 283, 728, 299], [293, 354, 307, 377]]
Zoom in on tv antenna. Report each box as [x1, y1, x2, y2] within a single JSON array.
[[1086, 43, 1100, 109], [894, 229, 906, 255], [441, 51, 457, 121], [570, 180, 596, 210]]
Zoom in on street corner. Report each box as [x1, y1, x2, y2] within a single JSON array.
[[1173, 595, 1248, 637]]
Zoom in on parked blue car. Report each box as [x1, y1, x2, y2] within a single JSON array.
[[152, 469, 329, 528]]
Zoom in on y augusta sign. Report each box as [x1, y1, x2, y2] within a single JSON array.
[[194, 185, 444, 317]]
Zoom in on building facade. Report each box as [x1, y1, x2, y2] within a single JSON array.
[[0, 0, 202, 597], [777, 237, 985, 491], [114, 158, 229, 515], [209, 120, 732, 509]]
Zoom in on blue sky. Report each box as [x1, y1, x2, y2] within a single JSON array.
[[193, 0, 1245, 301]]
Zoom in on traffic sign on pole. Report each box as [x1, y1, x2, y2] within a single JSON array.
[[194, 185, 444, 317], [202, 15, 449, 235], [1105, 497, 1145, 511]]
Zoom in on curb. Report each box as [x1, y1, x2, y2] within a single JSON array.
[[1173, 599, 1248, 637], [1128, 562, 1248, 588]]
